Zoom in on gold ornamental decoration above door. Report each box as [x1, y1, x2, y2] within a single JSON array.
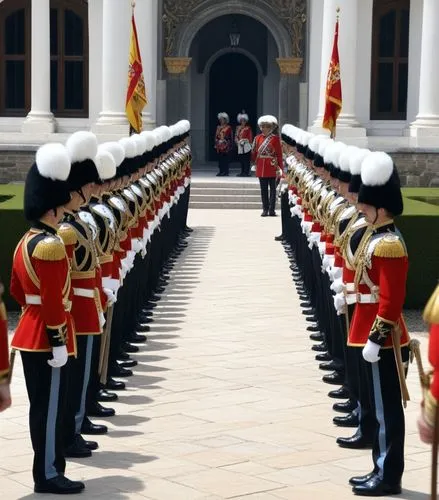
[[162, 0, 307, 59]]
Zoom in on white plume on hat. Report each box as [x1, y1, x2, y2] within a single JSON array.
[[140, 131, 156, 152], [178, 120, 190, 132], [131, 134, 147, 155], [258, 115, 277, 126], [301, 131, 313, 147], [94, 150, 116, 181], [350, 148, 370, 176], [237, 112, 249, 122], [119, 137, 137, 159], [339, 146, 358, 173], [319, 137, 333, 158], [65, 131, 98, 163], [361, 151, 394, 186], [98, 142, 125, 167], [217, 112, 229, 122], [308, 135, 326, 153], [36, 143, 71, 181]]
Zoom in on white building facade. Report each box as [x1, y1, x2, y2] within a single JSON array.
[[0, 0, 438, 167]]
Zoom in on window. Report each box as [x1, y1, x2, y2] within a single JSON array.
[[50, 0, 88, 117], [371, 0, 410, 120], [0, 0, 31, 116]]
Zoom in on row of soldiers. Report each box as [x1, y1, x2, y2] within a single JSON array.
[[0, 121, 192, 494], [275, 125, 439, 497]]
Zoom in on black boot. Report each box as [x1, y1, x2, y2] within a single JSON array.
[[322, 371, 344, 385], [349, 472, 377, 486], [110, 363, 133, 378], [122, 341, 139, 353], [337, 430, 374, 449], [352, 475, 401, 496], [81, 416, 108, 435], [65, 434, 92, 458], [333, 399, 356, 414], [333, 412, 359, 427], [315, 352, 332, 362], [106, 377, 126, 391], [97, 388, 118, 402], [328, 386, 350, 399], [118, 359, 138, 368], [87, 401, 115, 418], [34, 475, 85, 494]]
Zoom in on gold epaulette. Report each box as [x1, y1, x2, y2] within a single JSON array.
[[374, 235, 406, 259], [58, 224, 78, 246], [33, 236, 66, 261], [424, 284, 439, 324]]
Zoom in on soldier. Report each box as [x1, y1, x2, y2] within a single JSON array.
[[348, 152, 409, 496], [252, 115, 283, 217], [10, 144, 85, 494], [215, 112, 233, 177], [59, 131, 111, 457], [417, 283, 439, 444], [0, 278, 11, 412], [235, 112, 253, 177]]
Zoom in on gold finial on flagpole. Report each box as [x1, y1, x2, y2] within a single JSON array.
[[131, 0, 136, 9], [336, 6, 340, 19]]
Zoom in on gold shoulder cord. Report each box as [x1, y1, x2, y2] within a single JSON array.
[[353, 228, 375, 292], [337, 211, 359, 252]]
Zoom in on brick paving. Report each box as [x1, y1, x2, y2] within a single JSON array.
[[0, 210, 431, 499]]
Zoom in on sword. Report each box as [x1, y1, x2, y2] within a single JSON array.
[[391, 326, 410, 408], [99, 304, 114, 385], [7, 348, 16, 384]]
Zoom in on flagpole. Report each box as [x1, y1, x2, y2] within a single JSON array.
[[331, 7, 340, 140]]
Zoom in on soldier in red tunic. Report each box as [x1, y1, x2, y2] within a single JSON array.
[[235, 112, 253, 177], [215, 112, 233, 177], [0, 278, 11, 412], [10, 144, 85, 494], [348, 152, 409, 497], [417, 284, 439, 444], [252, 115, 283, 217]]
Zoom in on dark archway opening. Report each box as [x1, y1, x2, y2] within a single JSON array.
[[208, 52, 258, 162]]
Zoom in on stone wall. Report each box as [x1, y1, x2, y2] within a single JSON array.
[[0, 149, 439, 186]]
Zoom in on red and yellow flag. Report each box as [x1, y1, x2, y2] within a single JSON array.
[[323, 17, 342, 138], [126, 11, 147, 133]]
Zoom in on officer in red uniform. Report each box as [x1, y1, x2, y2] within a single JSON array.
[[0, 278, 11, 412], [59, 131, 108, 458], [348, 152, 409, 496], [10, 144, 85, 494], [417, 284, 439, 443], [215, 112, 233, 177], [252, 115, 283, 217], [235, 112, 253, 177]]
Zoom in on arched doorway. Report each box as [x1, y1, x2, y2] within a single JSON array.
[[207, 52, 258, 161]]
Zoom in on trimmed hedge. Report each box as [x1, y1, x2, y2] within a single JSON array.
[[0, 185, 438, 310]]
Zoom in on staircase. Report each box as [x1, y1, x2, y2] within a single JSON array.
[[189, 179, 261, 209]]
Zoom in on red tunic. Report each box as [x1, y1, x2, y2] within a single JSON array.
[[251, 133, 283, 178], [215, 125, 233, 154], [10, 227, 76, 355], [429, 323, 439, 400], [348, 231, 410, 349], [235, 125, 253, 153]]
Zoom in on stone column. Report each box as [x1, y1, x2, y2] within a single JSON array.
[[164, 58, 192, 125], [93, 0, 131, 137], [309, 0, 366, 137], [22, 0, 55, 133], [135, 0, 157, 129], [277, 58, 302, 126], [410, 0, 439, 137]]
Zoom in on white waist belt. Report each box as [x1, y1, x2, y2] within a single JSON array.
[[73, 288, 95, 298], [345, 294, 357, 305], [356, 294, 379, 304], [345, 283, 355, 292], [25, 294, 42, 305]]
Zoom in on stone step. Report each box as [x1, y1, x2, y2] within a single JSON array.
[[191, 181, 258, 189], [189, 201, 260, 209], [190, 187, 260, 196], [190, 194, 261, 203]]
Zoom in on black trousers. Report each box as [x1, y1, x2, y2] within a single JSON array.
[[280, 191, 289, 237], [64, 335, 95, 446], [259, 177, 276, 213], [21, 351, 68, 484], [218, 153, 230, 175], [238, 152, 251, 175], [364, 347, 408, 484]]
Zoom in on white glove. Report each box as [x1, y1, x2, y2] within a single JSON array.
[[362, 340, 381, 363], [99, 311, 106, 328], [330, 267, 343, 281], [333, 292, 346, 315], [330, 279, 344, 294], [104, 287, 116, 305], [47, 345, 68, 368]]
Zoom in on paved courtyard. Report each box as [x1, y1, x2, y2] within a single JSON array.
[[0, 210, 432, 499]]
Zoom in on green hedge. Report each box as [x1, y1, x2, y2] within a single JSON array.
[[0, 185, 438, 310]]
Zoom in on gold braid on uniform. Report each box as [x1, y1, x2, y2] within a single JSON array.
[[424, 284, 439, 324], [58, 224, 78, 246], [374, 235, 406, 258], [33, 237, 66, 261]]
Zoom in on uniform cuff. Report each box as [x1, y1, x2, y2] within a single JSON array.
[[368, 316, 394, 346], [46, 324, 67, 347]]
